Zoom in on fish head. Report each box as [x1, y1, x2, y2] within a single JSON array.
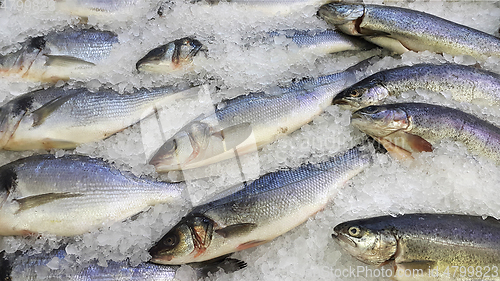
[[0, 36, 45, 74], [333, 81, 389, 111], [150, 121, 211, 172], [149, 215, 214, 264], [351, 105, 409, 138], [317, 3, 365, 35], [0, 95, 34, 149], [136, 38, 203, 73], [332, 220, 397, 265]]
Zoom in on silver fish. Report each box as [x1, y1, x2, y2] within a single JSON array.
[[351, 103, 500, 163], [333, 214, 500, 280], [149, 145, 373, 264], [149, 60, 368, 172], [0, 28, 118, 82], [267, 29, 375, 55], [318, 3, 500, 60], [0, 154, 185, 236], [0, 85, 197, 150], [54, 0, 140, 17], [199, 0, 330, 15], [333, 63, 500, 110], [136, 38, 204, 74], [0, 247, 246, 280]]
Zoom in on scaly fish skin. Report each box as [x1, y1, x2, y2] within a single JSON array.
[[0, 85, 194, 150], [333, 214, 500, 280], [0, 154, 184, 236], [136, 37, 203, 73], [149, 63, 362, 172], [149, 145, 373, 264], [333, 64, 500, 110], [0, 247, 246, 281], [351, 103, 500, 163], [0, 28, 118, 82], [318, 3, 500, 60]]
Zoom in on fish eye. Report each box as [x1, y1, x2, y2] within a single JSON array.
[[162, 234, 179, 249], [350, 90, 363, 98], [163, 139, 177, 154], [348, 226, 362, 237]]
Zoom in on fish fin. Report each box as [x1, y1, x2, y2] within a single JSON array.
[[360, 29, 391, 37], [402, 132, 433, 153], [31, 94, 75, 127], [14, 192, 83, 213], [41, 139, 80, 149], [236, 240, 268, 251], [375, 137, 414, 161], [192, 255, 247, 277], [44, 55, 96, 67], [396, 260, 436, 273], [215, 223, 257, 238], [214, 122, 253, 151]]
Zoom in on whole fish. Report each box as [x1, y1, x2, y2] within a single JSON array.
[[351, 103, 500, 163], [317, 3, 500, 60], [0, 154, 185, 236], [0, 247, 246, 281], [0, 28, 118, 82], [54, 0, 140, 17], [333, 63, 500, 111], [149, 60, 368, 172], [333, 213, 500, 280], [0, 85, 196, 150], [136, 38, 204, 74], [267, 29, 374, 55], [149, 145, 373, 264]]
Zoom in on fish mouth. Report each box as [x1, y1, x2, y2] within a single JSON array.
[[333, 233, 357, 248]]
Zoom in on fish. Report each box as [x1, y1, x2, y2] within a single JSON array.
[[54, 0, 141, 17], [149, 59, 370, 172], [317, 3, 500, 60], [0, 154, 185, 236], [350, 103, 500, 163], [148, 145, 373, 264], [267, 29, 375, 55], [136, 37, 204, 74], [333, 63, 500, 111], [0, 28, 119, 82], [0, 85, 198, 150], [333, 213, 500, 280], [0, 247, 247, 281]]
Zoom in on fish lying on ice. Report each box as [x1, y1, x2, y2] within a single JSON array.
[[266, 29, 375, 55], [333, 213, 500, 280], [149, 59, 372, 172], [0, 247, 246, 281], [54, 0, 141, 17], [0, 154, 185, 236], [149, 144, 373, 264], [317, 3, 500, 60], [193, 0, 330, 15], [0, 85, 198, 150], [333, 63, 500, 111], [0, 28, 119, 82], [351, 103, 500, 162], [136, 37, 204, 74]]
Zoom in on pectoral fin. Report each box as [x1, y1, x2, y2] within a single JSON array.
[[31, 94, 75, 127], [375, 137, 414, 161], [14, 192, 83, 213], [236, 240, 268, 251], [216, 122, 253, 151], [215, 223, 257, 238], [402, 133, 433, 153], [44, 55, 96, 67]]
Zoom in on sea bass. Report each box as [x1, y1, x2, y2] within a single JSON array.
[[0, 154, 185, 236], [317, 3, 500, 60], [0, 247, 246, 281], [333, 213, 500, 280], [136, 37, 204, 74], [333, 63, 500, 111], [351, 103, 500, 163], [149, 60, 367, 172], [0, 28, 118, 82], [149, 145, 373, 264], [0, 85, 197, 150], [267, 29, 374, 55]]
